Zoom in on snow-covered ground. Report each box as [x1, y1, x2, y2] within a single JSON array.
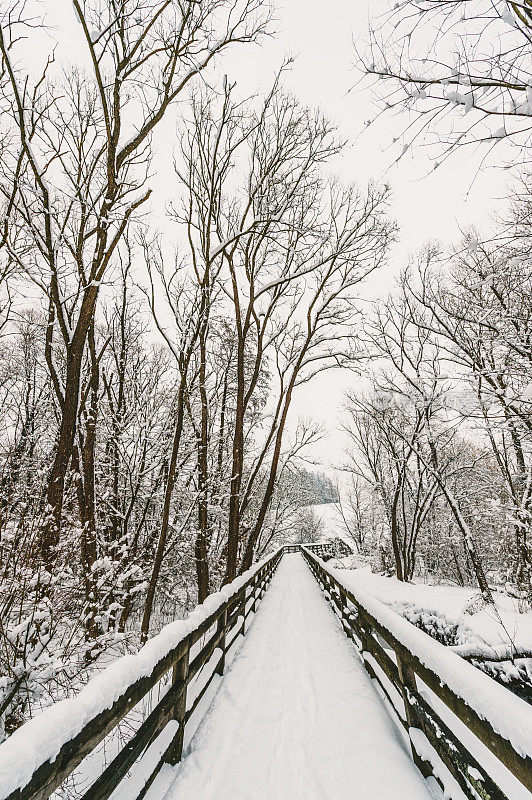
[[150, 554, 434, 800], [306, 502, 532, 654], [332, 565, 532, 656]]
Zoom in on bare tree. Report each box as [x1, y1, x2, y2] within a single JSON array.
[[0, 0, 271, 565], [344, 394, 440, 581], [356, 288, 495, 599], [407, 224, 532, 598], [361, 0, 532, 164], [174, 81, 395, 580], [140, 240, 207, 637]]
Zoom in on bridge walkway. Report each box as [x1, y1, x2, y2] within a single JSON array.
[[151, 553, 434, 800]]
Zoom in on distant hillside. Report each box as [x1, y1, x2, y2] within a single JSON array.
[[292, 468, 339, 506]]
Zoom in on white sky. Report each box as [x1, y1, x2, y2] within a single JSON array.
[[221, 0, 512, 474], [40, 0, 513, 475]]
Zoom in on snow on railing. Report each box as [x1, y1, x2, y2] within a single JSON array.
[[301, 545, 532, 800], [0, 548, 284, 800]]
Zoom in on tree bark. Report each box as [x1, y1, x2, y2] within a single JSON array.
[[140, 380, 186, 642], [196, 329, 210, 602], [40, 286, 99, 564], [224, 329, 245, 583]]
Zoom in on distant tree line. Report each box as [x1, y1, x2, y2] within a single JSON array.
[[292, 468, 339, 506]]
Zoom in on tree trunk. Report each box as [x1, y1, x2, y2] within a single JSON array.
[[240, 374, 297, 573], [140, 380, 186, 642], [70, 323, 101, 639], [41, 287, 99, 564], [196, 332, 210, 603], [224, 334, 245, 583], [41, 349, 84, 563], [390, 475, 405, 582]]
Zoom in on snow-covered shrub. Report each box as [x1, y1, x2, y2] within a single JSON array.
[[392, 602, 475, 646], [393, 602, 532, 702], [328, 554, 375, 571], [472, 658, 532, 703]]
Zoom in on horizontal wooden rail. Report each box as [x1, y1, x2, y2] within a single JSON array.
[[304, 540, 352, 560], [301, 545, 532, 800], [1, 548, 284, 800], [303, 542, 335, 560]]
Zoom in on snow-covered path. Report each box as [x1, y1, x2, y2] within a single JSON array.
[[161, 554, 433, 800]]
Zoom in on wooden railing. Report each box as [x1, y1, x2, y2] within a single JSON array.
[[304, 540, 352, 561], [2, 547, 283, 800], [301, 545, 532, 800], [303, 541, 334, 559]]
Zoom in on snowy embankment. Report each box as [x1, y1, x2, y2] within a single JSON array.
[[0, 553, 276, 800], [306, 502, 532, 658], [332, 564, 532, 663]]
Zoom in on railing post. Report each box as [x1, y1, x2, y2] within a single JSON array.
[[355, 607, 375, 658], [338, 586, 352, 636], [165, 638, 190, 765], [240, 588, 247, 636], [395, 654, 433, 780], [251, 573, 259, 614], [216, 608, 228, 676]]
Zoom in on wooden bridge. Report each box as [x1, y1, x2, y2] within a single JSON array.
[[0, 546, 531, 800]]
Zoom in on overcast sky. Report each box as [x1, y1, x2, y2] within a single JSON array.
[[221, 0, 512, 474], [42, 0, 513, 475]]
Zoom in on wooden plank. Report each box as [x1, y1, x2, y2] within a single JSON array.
[[225, 617, 245, 653], [164, 643, 190, 766], [355, 613, 402, 692], [395, 654, 434, 779], [185, 649, 225, 724], [187, 626, 225, 684], [215, 609, 228, 676], [413, 689, 510, 800]]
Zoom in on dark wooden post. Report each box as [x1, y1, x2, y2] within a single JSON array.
[[239, 588, 247, 636], [355, 607, 375, 658], [165, 640, 190, 765], [215, 609, 228, 676], [396, 654, 433, 780], [251, 574, 259, 614], [338, 587, 351, 636]]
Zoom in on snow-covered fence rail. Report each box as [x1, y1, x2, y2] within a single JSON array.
[[303, 540, 352, 561], [301, 546, 532, 800], [304, 541, 334, 559], [0, 548, 284, 800]]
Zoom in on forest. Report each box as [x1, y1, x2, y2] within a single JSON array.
[[0, 0, 530, 758]]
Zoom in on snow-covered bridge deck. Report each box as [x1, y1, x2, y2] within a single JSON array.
[[154, 554, 432, 800], [1, 546, 531, 800]]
